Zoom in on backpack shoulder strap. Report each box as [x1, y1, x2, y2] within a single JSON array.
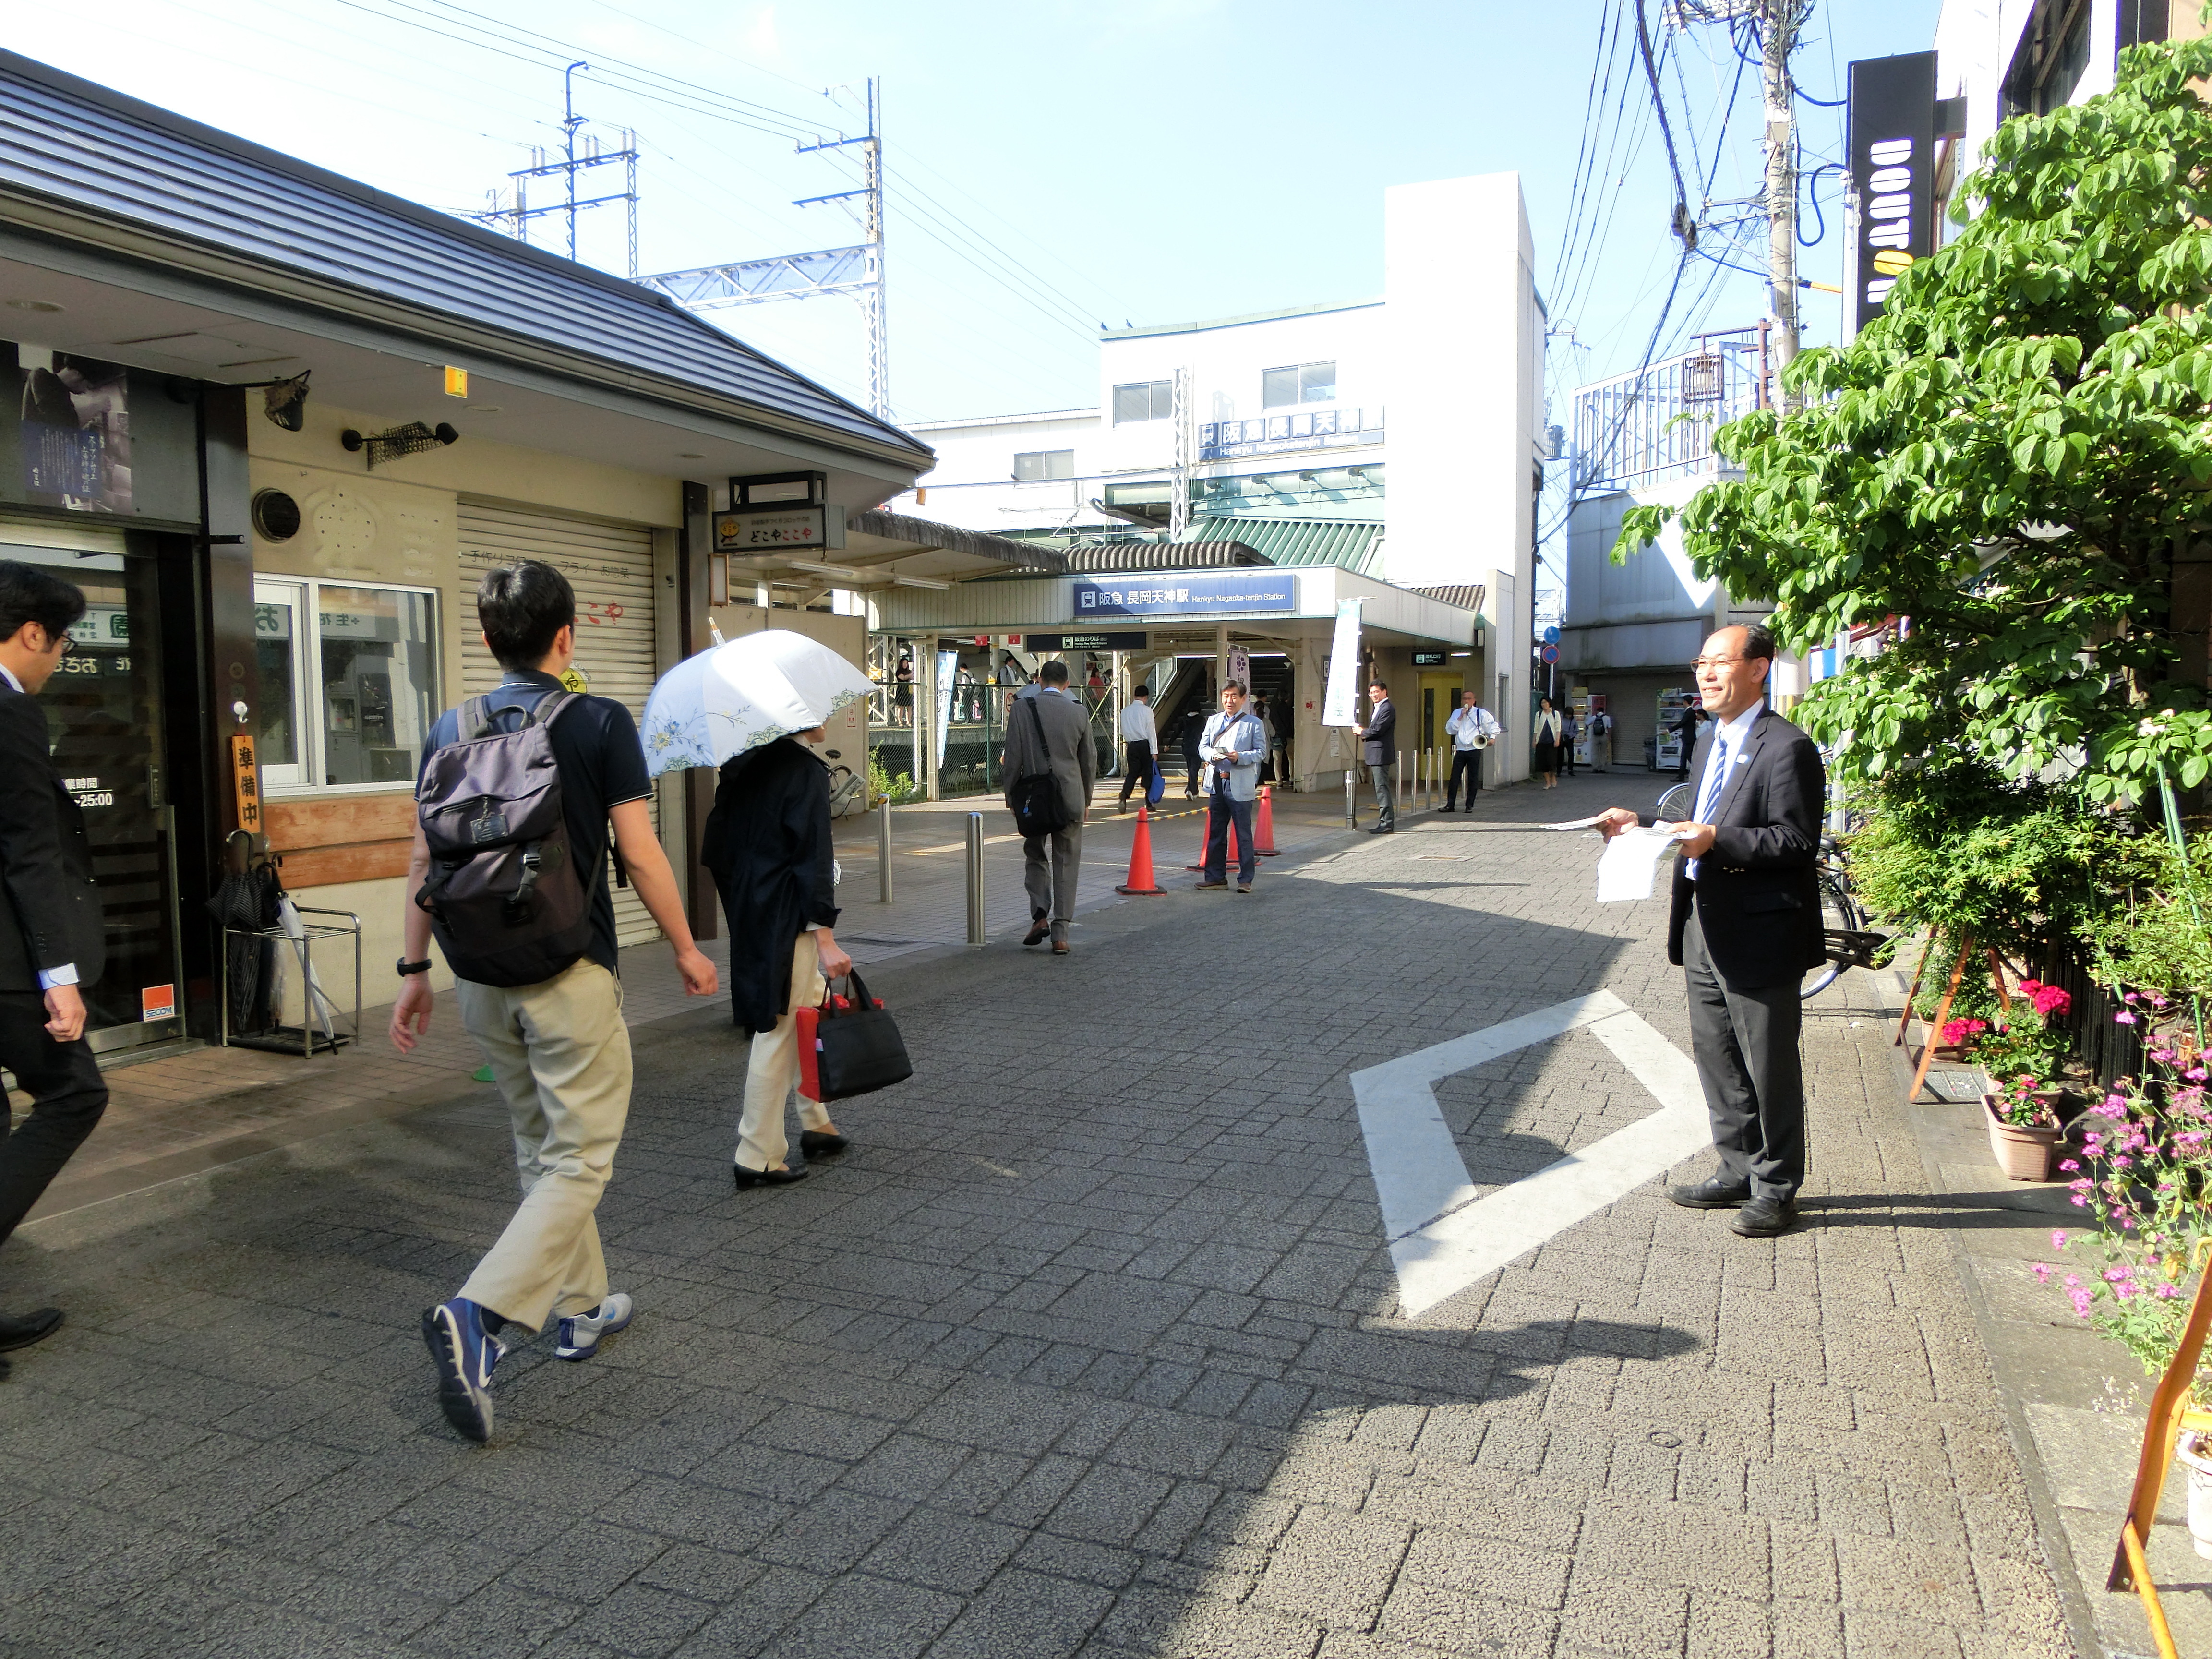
[[525, 689, 579, 729], [461, 696, 493, 740]]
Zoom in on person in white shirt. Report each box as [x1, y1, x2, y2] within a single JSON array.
[[1116, 685, 1159, 812], [1442, 691, 1501, 813]]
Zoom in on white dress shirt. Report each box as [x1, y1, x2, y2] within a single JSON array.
[[1684, 702, 1761, 881], [1119, 700, 1157, 746], [0, 660, 78, 988]]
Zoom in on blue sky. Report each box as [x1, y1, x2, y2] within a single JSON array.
[[14, 0, 1941, 433]]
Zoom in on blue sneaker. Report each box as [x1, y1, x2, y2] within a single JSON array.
[[555, 1292, 634, 1361], [422, 1298, 501, 1443]]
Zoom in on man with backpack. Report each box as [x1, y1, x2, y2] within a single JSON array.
[[391, 560, 716, 1443]]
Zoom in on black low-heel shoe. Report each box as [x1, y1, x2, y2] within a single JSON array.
[[733, 1163, 809, 1190], [798, 1130, 849, 1158]]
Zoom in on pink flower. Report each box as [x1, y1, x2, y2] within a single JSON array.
[[2064, 1274, 2081, 1288], [2105, 1267, 2133, 1282], [2116, 1011, 2138, 1026], [2059, 1160, 2080, 1172], [2052, 1230, 2068, 1250], [2070, 1289, 2095, 1316], [2032, 1262, 2053, 1283], [2158, 1283, 2184, 1300], [1942, 1017, 1989, 1046], [2153, 1049, 2176, 1064]]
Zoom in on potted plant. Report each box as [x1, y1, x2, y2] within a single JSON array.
[[1984, 1072, 2068, 1181]]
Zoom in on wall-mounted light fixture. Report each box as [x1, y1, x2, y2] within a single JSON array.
[[340, 420, 460, 469]]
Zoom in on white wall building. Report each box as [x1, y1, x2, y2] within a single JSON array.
[[884, 171, 1545, 781], [1931, 0, 2202, 226]]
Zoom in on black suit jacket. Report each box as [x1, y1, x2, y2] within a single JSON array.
[[1650, 705, 1824, 991], [0, 684, 104, 994], [1360, 699, 1396, 767]]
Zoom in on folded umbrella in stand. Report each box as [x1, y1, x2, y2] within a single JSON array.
[[640, 629, 875, 776]]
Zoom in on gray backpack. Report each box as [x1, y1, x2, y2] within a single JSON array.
[[414, 691, 592, 987]]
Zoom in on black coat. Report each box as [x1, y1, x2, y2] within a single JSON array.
[[700, 738, 839, 1035], [0, 683, 103, 993], [1360, 699, 1396, 767], [1647, 706, 1826, 990]]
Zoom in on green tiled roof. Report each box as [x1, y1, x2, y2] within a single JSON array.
[[1183, 516, 1383, 574]]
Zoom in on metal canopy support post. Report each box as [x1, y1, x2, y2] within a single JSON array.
[[965, 813, 985, 946], [877, 798, 893, 904], [1345, 765, 1357, 830]]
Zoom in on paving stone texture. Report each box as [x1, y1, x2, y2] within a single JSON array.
[[0, 772, 2080, 1658]]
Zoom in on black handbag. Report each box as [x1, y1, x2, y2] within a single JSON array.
[[1008, 694, 1070, 837], [801, 967, 914, 1102]]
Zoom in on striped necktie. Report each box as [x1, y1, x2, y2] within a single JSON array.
[[1687, 730, 1730, 879]]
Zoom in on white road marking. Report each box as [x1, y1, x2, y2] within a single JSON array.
[[1350, 992, 1712, 1317]]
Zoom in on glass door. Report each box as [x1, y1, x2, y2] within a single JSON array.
[[1, 534, 184, 1053]]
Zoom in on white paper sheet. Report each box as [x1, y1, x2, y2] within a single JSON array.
[[1596, 827, 1681, 902]]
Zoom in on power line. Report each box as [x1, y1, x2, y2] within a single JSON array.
[[1634, 0, 1696, 248]]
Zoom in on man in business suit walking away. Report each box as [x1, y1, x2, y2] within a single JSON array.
[[1006, 661, 1095, 955], [1597, 623, 1826, 1238], [0, 562, 108, 1376], [1353, 680, 1397, 834]]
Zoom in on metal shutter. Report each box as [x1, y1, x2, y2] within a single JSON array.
[[456, 501, 662, 949]]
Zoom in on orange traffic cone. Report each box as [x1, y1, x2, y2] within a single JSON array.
[[1254, 786, 1281, 856], [1116, 803, 1166, 895]]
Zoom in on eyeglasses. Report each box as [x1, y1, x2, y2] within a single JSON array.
[[1692, 655, 1749, 671]]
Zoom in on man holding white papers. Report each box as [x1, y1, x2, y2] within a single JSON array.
[[1595, 624, 1825, 1238]]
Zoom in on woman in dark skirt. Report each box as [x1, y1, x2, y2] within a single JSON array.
[[1532, 697, 1564, 789], [700, 729, 854, 1188]]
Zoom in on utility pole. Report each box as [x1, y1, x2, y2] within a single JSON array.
[[474, 61, 641, 279], [1762, 0, 1802, 404], [645, 77, 890, 421]]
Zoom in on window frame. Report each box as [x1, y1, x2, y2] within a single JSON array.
[[1013, 449, 1076, 482], [254, 575, 442, 797], [1112, 381, 1172, 424], [1262, 361, 1339, 410]]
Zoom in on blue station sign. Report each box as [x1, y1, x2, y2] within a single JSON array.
[[1073, 571, 1296, 617]]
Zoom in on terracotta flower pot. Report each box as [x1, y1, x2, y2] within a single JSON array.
[[1983, 1094, 2065, 1182]]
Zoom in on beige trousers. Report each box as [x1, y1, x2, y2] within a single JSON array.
[[738, 933, 832, 1170], [454, 958, 631, 1331]]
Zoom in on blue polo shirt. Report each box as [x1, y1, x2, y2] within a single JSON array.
[[419, 671, 652, 974]]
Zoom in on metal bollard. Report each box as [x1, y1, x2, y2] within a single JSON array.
[[965, 812, 986, 946], [877, 797, 894, 904], [1398, 750, 1407, 810], [1345, 764, 1357, 828]]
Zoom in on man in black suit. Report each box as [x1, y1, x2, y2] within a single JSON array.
[[0, 561, 108, 1373], [1598, 623, 1825, 1238], [1353, 679, 1397, 834]]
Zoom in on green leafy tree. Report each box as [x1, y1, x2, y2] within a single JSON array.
[[1618, 31, 2212, 803]]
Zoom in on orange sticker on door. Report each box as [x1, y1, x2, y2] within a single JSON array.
[[142, 984, 176, 1022]]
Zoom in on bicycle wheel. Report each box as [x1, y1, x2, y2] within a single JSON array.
[[1802, 867, 1864, 999], [1654, 782, 1695, 822]]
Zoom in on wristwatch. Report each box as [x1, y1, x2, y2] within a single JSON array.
[[396, 958, 433, 977]]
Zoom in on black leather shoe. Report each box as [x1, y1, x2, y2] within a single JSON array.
[[0, 1309, 61, 1353], [1669, 1179, 1752, 1210], [799, 1130, 848, 1159], [1370, 825, 1394, 835], [1023, 917, 1050, 947], [733, 1164, 808, 1190], [1731, 1197, 1797, 1237]]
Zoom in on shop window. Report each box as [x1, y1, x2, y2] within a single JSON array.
[[1013, 449, 1075, 481], [1262, 361, 1337, 409], [1112, 381, 1172, 423], [255, 577, 438, 792]]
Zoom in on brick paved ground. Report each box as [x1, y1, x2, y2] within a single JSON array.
[[0, 770, 2077, 1658]]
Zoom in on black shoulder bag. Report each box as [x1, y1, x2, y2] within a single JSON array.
[[1008, 695, 1070, 837], [806, 967, 914, 1102]]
